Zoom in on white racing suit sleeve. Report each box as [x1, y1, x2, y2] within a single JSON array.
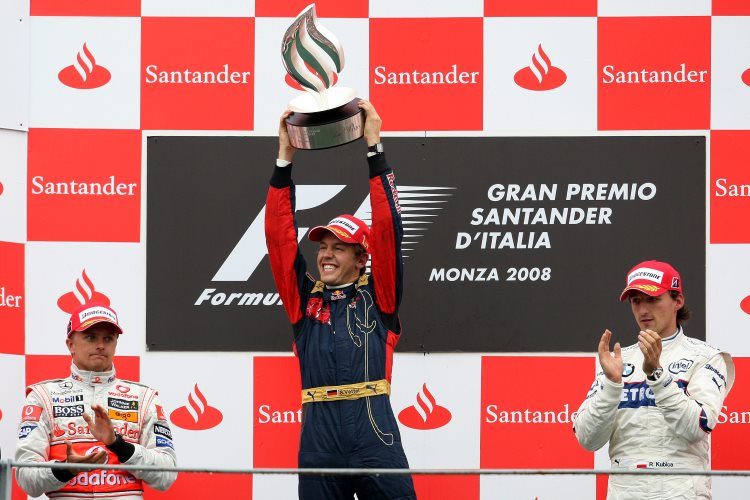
[[15, 391, 69, 497], [107, 389, 177, 491], [573, 372, 623, 451], [119, 392, 177, 490], [648, 352, 734, 444]]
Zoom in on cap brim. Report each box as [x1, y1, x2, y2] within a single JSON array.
[[308, 225, 358, 244], [75, 318, 123, 335], [619, 284, 668, 301]]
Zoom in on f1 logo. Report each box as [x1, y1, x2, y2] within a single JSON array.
[[213, 185, 347, 281]]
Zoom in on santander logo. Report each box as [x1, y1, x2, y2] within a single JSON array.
[[514, 44, 566, 91], [53, 423, 65, 438], [741, 295, 750, 315], [58, 43, 111, 90], [742, 68, 750, 88], [57, 269, 111, 313], [170, 384, 223, 430], [398, 383, 452, 430]]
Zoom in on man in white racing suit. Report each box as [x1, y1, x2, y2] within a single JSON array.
[[15, 302, 177, 499], [574, 260, 734, 500]]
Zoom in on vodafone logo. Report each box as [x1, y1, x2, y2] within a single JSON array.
[[116, 385, 130, 393], [58, 43, 111, 90], [170, 384, 223, 430], [398, 383, 452, 430], [741, 295, 750, 315], [57, 269, 111, 313], [742, 68, 750, 87], [514, 44, 566, 91]]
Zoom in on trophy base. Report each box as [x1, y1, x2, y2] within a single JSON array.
[[285, 98, 364, 150]]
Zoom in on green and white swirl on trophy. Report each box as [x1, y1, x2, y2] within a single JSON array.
[[282, 3, 364, 149]]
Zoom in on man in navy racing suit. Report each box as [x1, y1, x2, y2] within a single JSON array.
[[265, 100, 416, 500]]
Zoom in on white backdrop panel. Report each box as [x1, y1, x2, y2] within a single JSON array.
[[140, 352, 253, 468], [484, 17, 597, 132], [25, 243, 146, 356], [0, 129, 27, 243]]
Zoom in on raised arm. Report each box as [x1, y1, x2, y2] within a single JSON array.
[[265, 111, 313, 329], [360, 101, 404, 315]]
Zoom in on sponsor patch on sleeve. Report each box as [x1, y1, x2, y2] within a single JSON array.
[[155, 405, 166, 421], [153, 423, 173, 439], [155, 436, 174, 449], [18, 424, 37, 439], [21, 405, 43, 422]]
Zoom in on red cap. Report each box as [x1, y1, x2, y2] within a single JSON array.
[[67, 302, 123, 337], [619, 260, 682, 301], [308, 214, 370, 251]]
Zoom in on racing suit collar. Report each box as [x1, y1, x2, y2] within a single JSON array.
[[325, 281, 356, 290], [661, 326, 683, 350], [70, 362, 116, 386]]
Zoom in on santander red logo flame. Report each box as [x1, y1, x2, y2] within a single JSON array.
[[514, 44, 567, 91], [53, 423, 65, 437], [58, 43, 111, 90], [170, 384, 223, 430], [285, 62, 338, 91], [742, 68, 750, 88], [398, 383, 452, 430], [741, 295, 750, 315], [57, 269, 111, 313]]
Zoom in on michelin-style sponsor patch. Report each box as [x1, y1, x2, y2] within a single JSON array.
[[18, 424, 37, 439], [108, 398, 139, 411], [53, 405, 85, 418], [153, 424, 172, 439], [669, 359, 694, 374], [155, 436, 174, 449], [52, 394, 83, 404], [623, 363, 635, 377], [21, 405, 43, 422], [108, 409, 138, 423]]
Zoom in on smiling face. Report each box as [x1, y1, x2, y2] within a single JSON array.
[[66, 324, 119, 372], [629, 290, 683, 337], [316, 233, 367, 286]]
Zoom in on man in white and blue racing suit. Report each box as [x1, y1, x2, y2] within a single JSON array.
[[574, 260, 734, 500]]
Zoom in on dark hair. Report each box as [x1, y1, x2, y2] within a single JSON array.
[[669, 290, 691, 325], [354, 245, 368, 276]]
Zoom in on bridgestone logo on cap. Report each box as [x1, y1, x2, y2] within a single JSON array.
[[79, 307, 117, 323], [627, 267, 664, 285], [329, 218, 357, 235]]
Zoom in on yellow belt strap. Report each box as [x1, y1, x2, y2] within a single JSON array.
[[302, 379, 391, 404]]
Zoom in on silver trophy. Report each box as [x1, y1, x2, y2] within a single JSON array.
[[282, 4, 363, 150]]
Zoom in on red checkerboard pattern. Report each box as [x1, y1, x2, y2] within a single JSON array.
[[2, 2, 749, 499]]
